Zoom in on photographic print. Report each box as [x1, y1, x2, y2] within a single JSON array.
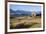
[[7, 2, 44, 32]]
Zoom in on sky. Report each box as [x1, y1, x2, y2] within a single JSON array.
[[10, 4, 41, 12]]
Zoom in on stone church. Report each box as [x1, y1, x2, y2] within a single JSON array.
[[31, 11, 36, 17]]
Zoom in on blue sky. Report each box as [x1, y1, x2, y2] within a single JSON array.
[[10, 4, 41, 12]]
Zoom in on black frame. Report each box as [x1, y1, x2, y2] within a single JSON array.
[[5, 0, 45, 34]]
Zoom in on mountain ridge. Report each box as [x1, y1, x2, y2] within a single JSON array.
[[10, 9, 41, 17]]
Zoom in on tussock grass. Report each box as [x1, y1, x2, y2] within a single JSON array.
[[10, 16, 41, 29], [10, 22, 41, 29]]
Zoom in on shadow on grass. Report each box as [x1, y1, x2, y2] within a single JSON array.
[[10, 22, 41, 29]]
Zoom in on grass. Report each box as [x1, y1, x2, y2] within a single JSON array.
[[10, 22, 41, 29], [10, 16, 41, 29]]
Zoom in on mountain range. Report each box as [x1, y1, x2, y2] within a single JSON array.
[[10, 9, 41, 17]]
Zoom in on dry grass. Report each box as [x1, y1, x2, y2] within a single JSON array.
[[10, 16, 41, 29]]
